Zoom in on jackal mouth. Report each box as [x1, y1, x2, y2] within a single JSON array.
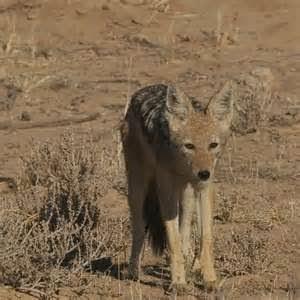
[[191, 176, 210, 185]]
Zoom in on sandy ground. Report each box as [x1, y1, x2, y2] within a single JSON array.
[[0, 0, 299, 299]]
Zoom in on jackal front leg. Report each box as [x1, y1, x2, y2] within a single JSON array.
[[180, 183, 195, 270], [165, 217, 186, 285], [158, 178, 186, 289], [193, 182, 217, 288]]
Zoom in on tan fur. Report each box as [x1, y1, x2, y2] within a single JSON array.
[[121, 82, 235, 290]]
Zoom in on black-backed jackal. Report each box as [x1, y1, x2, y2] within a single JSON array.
[[120, 83, 235, 292]]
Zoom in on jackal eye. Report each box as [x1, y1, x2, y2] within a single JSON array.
[[209, 142, 219, 149], [184, 143, 195, 150]]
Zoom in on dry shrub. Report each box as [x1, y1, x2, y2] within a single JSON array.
[[0, 131, 128, 298], [231, 67, 274, 135]]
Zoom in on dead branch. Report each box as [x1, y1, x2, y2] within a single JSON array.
[[0, 112, 100, 131]]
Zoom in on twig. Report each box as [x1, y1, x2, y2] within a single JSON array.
[[0, 112, 101, 131], [16, 286, 48, 298]]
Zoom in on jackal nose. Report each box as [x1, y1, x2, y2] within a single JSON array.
[[198, 170, 210, 181]]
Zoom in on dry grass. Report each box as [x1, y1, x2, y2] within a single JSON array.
[[0, 131, 129, 298], [215, 227, 271, 278]]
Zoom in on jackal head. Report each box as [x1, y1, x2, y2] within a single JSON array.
[[161, 82, 235, 184]]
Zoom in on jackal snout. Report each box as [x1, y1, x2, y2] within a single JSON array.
[[198, 170, 210, 181], [181, 139, 218, 184]]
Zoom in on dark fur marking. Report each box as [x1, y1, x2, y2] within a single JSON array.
[[128, 84, 170, 143]]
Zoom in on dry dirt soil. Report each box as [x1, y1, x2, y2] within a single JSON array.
[[0, 0, 299, 299]]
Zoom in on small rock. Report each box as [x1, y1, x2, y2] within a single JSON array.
[[20, 111, 31, 121], [177, 34, 191, 42], [128, 34, 157, 48], [101, 4, 110, 10], [0, 177, 16, 193]]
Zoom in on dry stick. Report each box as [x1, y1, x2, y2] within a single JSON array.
[[16, 287, 47, 298], [0, 112, 100, 131]]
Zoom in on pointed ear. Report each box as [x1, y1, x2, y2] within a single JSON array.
[[206, 80, 236, 131], [166, 86, 191, 121]]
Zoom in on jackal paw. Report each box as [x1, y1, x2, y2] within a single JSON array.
[[203, 267, 217, 286], [165, 282, 193, 296], [192, 256, 218, 288], [192, 268, 217, 291], [203, 278, 217, 291]]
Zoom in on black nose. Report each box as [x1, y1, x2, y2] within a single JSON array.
[[198, 170, 210, 181]]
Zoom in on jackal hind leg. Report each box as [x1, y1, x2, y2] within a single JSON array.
[[193, 183, 217, 289], [127, 167, 148, 281]]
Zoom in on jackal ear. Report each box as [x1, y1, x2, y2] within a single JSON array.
[[166, 87, 191, 120], [207, 80, 236, 131]]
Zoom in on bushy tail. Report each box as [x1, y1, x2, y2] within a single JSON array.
[[143, 180, 166, 255]]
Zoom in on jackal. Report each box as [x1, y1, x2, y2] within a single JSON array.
[[120, 82, 235, 291]]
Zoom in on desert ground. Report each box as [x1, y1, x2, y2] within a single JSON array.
[[0, 0, 299, 299]]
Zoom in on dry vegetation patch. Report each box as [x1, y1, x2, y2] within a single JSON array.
[[0, 131, 129, 298]]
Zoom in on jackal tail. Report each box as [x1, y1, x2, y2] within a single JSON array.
[[143, 180, 166, 255]]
